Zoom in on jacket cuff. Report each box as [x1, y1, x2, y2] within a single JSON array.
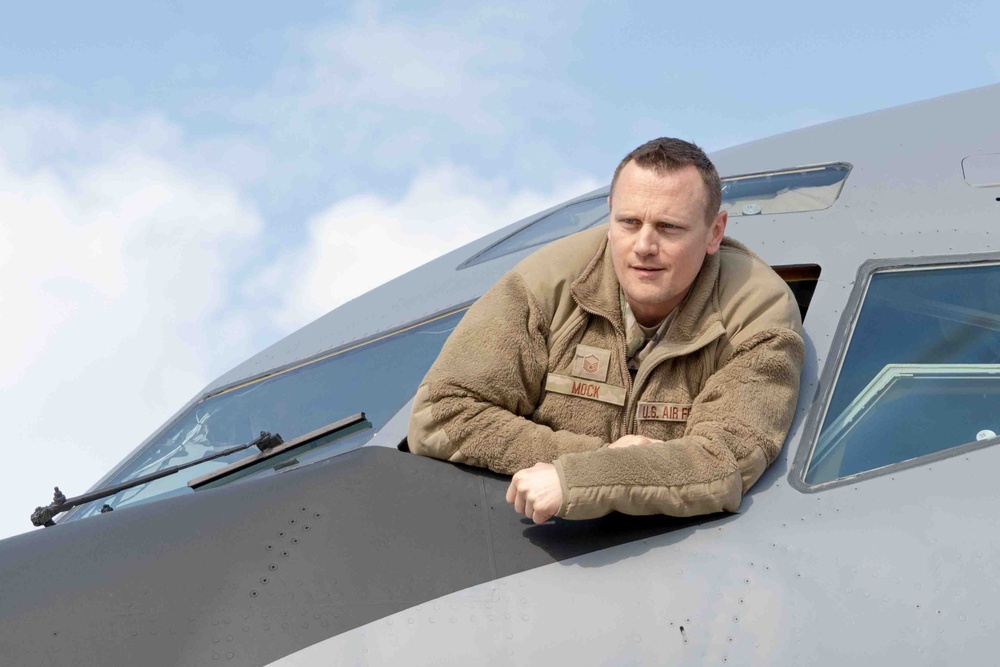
[[552, 458, 572, 518]]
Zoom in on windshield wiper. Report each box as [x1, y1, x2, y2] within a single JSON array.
[[187, 412, 370, 490], [30, 431, 285, 527]]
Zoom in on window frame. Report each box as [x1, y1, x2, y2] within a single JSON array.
[[789, 252, 1000, 493]]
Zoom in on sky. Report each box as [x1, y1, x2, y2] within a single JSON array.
[[1, 0, 998, 541]]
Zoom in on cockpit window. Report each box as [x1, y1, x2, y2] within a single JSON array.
[[458, 195, 609, 269], [68, 308, 468, 520], [799, 260, 1000, 488], [459, 163, 851, 270], [721, 162, 851, 218]]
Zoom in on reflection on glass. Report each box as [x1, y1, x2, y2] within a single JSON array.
[[805, 264, 1000, 484], [459, 196, 609, 269], [72, 309, 467, 519], [721, 163, 851, 217]]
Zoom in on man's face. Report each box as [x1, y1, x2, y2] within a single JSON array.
[[608, 161, 727, 326]]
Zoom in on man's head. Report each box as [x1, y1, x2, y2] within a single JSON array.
[[607, 138, 727, 327]]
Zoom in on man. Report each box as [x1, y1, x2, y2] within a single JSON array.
[[408, 138, 804, 524]]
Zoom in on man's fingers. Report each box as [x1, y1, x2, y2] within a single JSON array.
[[505, 478, 516, 504], [531, 507, 550, 524]]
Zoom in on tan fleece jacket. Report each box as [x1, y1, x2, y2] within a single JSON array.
[[408, 225, 804, 520]]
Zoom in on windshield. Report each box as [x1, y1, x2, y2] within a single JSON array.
[[804, 263, 1000, 485], [70, 308, 467, 520]]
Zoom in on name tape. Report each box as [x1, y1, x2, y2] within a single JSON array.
[[636, 402, 692, 422], [545, 373, 626, 406]]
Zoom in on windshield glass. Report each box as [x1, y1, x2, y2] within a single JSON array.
[[804, 263, 1000, 485], [70, 308, 467, 520], [721, 163, 851, 217], [459, 195, 609, 269]]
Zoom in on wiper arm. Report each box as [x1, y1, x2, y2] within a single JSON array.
[[187, 412, 370, 490], [30, 431, 284, 528]]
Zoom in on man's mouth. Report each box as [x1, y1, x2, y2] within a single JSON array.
[[631, 266, 664, 277]]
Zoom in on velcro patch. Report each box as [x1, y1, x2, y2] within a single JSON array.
[[545, 373, 626, 406], [636, 402, 692, 422], [570, 344, 611, 382]]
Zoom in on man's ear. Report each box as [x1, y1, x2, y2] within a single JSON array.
[[706, 210, 727, 255]]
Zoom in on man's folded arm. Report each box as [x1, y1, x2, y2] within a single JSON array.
[[408, 271, 605, 475], [553, 327, 804, 520]]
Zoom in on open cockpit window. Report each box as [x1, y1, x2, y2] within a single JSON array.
[[797, 259, 1000, 489], [66, 307, 469, 521], [773, 264, 821, 322]]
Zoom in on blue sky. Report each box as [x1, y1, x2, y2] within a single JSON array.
[[2, 0, 998, 540]]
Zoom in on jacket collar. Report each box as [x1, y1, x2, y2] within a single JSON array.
[[570, 234, 731, 353]]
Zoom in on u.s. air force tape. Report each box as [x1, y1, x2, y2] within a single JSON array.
[[636, 402, 692, 422], [544, 373, 626, 406]]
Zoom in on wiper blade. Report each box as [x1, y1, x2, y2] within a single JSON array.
[[188, 412, 370, 490], [30, 431, 285, 527]]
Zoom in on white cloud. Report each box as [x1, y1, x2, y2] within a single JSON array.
[[230, 2, 592, 194], [0, 113, 263, 541], [270, 164, 599, 328]]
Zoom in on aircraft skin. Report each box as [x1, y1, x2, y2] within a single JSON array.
[[2, 84, 999, 666]]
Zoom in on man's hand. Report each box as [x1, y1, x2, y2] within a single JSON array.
[[505, 462, 563, 524], [608, 434, 656, 449]]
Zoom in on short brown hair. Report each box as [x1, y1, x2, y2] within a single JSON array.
[[609, 137, 721, 222]]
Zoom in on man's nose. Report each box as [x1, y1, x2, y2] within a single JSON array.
[[634, 224, 658, 256]]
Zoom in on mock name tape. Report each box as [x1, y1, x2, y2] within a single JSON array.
[[636, 402, 692, 422], [545, 373, 626, 406]]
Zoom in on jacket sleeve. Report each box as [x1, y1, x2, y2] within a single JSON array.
[[553, 326, 804, 519], [408, 270, 605, 474]]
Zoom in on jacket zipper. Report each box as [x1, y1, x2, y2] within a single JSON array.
[[626, 327, 727, 433]]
